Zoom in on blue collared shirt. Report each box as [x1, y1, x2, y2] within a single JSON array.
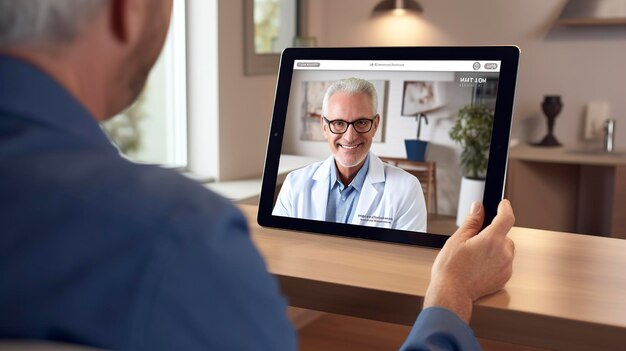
[[325, 155, 370, 223]]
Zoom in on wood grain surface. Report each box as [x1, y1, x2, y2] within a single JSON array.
[[238, 204, 626, 350]]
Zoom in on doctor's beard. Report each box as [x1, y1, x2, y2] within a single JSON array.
[[334, 153, 368, 169]]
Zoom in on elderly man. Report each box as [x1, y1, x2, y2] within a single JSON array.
[[0, 1, 515, 350], [274, 78, 427, 232]]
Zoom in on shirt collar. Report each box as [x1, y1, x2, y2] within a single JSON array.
[[329, 163, 341, 190], [351, 155, 369, 192], [0, 55, 118, 153], [330, 154, 370, 192]]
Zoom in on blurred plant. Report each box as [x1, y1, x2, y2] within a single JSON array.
[[254, 0, 280, 53], [101, 91, 146, 156], [449, 104, 494, 179]]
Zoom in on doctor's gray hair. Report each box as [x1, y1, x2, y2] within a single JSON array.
[[0, 0, 108, 48], [322, 77, 378, 117]]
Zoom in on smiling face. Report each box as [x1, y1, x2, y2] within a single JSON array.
[[322, 91, 379, 177]]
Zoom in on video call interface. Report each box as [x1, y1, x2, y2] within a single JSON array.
[[273, 59, 501, 235]]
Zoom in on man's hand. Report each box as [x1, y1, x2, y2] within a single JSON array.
[[423, 199, 515, 324]]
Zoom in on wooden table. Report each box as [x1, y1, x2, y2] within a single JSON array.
[[238, 204, 626, 350]]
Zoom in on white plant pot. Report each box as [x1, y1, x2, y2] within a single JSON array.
[[456, 177, 486, 227]]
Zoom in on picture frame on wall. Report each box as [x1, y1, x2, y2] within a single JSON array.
[[401, 81, 445, 116]]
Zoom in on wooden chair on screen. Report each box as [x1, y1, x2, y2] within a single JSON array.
[[379, 157, 438, 215]]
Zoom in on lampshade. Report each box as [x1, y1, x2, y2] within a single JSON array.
[[372, 0, 423, 15]]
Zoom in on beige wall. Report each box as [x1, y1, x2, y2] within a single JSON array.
[[217, 0, 626, 180], [217, 0, 278, 180], [309, 0, 626, 149]]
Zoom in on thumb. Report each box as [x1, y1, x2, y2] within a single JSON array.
[[451, 201, 485, 241]]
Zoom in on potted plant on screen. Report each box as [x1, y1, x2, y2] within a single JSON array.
[[449, 104, 494, 226]]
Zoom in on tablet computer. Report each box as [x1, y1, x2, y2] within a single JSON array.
[[258, 46, 519, 248]]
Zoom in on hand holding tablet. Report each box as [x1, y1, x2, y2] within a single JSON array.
[[425, 200, 516, 323]]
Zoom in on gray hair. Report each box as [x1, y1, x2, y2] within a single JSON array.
[[322, 77, 378, 117], [0, 0, 108, 48]]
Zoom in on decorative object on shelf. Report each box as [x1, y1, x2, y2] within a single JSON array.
[[449, 104, 494, 226], [535, 95, 563, 147], [372, 0, 423, 16], [604, 119, 615, 152], [401, 81, 445, 161]]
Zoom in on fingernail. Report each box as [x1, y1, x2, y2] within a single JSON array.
[[470, 201, 481, 215], [501, 199, 511, 209]]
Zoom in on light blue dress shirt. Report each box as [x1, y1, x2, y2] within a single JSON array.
[[325, 155, 370, 223]]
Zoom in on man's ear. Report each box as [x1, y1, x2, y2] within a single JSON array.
[[320, 116, 328, 133], [372, 114, 380, 131], [110, 0, 127, 42], [109, 0, 142, 43]]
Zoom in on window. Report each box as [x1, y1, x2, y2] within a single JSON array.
[[102, 0, 187, 168]]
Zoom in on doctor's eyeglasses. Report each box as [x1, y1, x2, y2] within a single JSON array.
[[323, 116, 378, 134]]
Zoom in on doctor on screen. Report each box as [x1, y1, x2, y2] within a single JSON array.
[[273, 77, 427, 232]]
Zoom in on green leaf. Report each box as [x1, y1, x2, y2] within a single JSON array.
[[448, 104, 494, 179]]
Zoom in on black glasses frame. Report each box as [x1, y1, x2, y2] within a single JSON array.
[[322, 115, 378, 134]]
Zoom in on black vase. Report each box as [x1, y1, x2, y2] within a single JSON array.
[[536, 95, 562, 147]]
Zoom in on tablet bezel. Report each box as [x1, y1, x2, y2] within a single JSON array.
[[257, 46, 519, 248]]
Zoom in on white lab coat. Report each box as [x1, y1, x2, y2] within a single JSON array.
[[273, 153, 427, 232]]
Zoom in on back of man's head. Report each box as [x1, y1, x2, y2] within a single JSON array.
[[0, 0, 107, 48]]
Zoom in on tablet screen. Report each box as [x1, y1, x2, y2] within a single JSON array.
[[259, 47, 519, 247]]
